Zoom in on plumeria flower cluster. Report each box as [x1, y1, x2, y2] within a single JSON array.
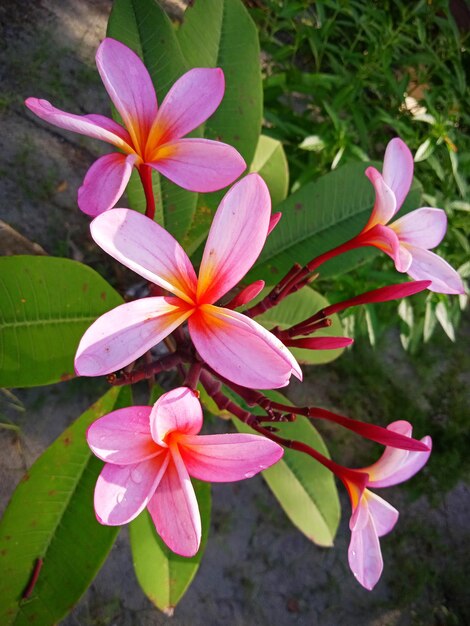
[[26, 37, 463, 591]]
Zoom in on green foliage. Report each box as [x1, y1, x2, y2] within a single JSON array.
[[0, 386, 131, 626], [248, 0, 469, 346], [0, 256, 123, 388], [130, 480, 211, 615], [249, 134, 289, 208], [248, 161, 422, 282]]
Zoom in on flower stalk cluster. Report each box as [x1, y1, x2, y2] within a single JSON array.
[[25, 37, 464, 592]]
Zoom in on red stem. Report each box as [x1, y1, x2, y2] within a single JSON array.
[[139, 164, 156, 220]]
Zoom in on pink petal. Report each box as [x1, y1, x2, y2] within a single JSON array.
[[366, 421, 432, 488], [189, 304, 302, 389], [95, 38, 158, 153], [197, 174, 271, 304], [74, 297, 192, 377], [85, 114, 133, 144], [226, 280, 265, 309], [348, 499, 383, 591], [366, 491, 399, 538], [94, 454, 169, 526], [358, 223, 410, 272], [90, 209, 198, 303], [149, 67, 225, 145], [406, 246, 465, 294], [179, 433, 284, 482], [391, 208, 447, 249], [363, 167, 396, 229], [87, 406, 158, 464], [25, 98, 131, 150], [150, 387, 203, 447], [148, 449, 201, 557], [382, 138, 414, 213], [78, 153, 137, 216], [149, 138, 246, 193]]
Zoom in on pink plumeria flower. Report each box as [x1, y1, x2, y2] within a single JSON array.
[[75, 173, 302, 389], [358, 138, 464, 294], [342, 421, 431, 590], [87, 387, 283, 556], [25, 38, 246, 216]]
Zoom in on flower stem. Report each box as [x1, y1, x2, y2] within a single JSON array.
[[139, 164, 156, 220]]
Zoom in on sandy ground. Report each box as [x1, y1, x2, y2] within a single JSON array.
[[1, 1, 469, 624]]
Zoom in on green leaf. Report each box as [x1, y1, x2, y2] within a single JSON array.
[[0, 386, 132, 626], [254, 287, 346, 365], [247, 162, 423, 283], [107, 0, 197, 240], [250, 135, 289, 208], [0, 256, 123, 388], [178, 0, 263, 252], [130, 480, 211, 615], [231, 390, 340, 547]]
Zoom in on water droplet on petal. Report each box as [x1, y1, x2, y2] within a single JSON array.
[[244, 471, 255, 479], [131, 468, 143, 484], [116, 493, 124, 504]]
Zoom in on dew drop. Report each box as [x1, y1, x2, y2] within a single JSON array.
[[116, 493, 124, 504], [244, 471, 255, 479], [131, 468, 143, 484]]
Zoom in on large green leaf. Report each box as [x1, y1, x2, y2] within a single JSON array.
[[0, 256, 123, 388], [254, 287, 346, 365], [231, 390, 340, 547], [178, 0, 263, 252], [107, 0, 197, 240], [130, 480, 211, 615], [250, 135, 289, 208], [247, 162, 423, 283], [0, 386, 131, 626]]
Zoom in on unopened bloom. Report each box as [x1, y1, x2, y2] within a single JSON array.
[[25, 38, 245, 216], [75, 173, 302, 389], [342, 421, 431, 590], [87, 387, 283, 556], [358, 138, 464, 294]]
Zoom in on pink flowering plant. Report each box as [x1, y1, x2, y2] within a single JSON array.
[[0, 0, 466, 622]]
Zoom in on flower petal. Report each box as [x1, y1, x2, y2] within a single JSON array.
[[149, 138, 246, 193], [363, 167, 396, 229], [366, 421, 432, 488], [366, 491, 399, 538], [24, 98, 131, 150], [383, 138, 414, 213], [95, 38, 158, 153], [78, 153, 137, 216], [406, 246, 465, 294], [94, 454, 169, 526], [189, 305, 302, 389], [358, 224, 411, 272], [197, 173, 271, 304], [75, 297, 192, 377], [391, 208, 447, 249], [85, 114, 133, 144], [148, 448, 201, 557], [90, 209, 198, 302], [150, 387, 203, 447], [348, 499, 383, 591], [149, 67, 225, 145], [87, 406, 157, 464], [179, 433, 284, 482]]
